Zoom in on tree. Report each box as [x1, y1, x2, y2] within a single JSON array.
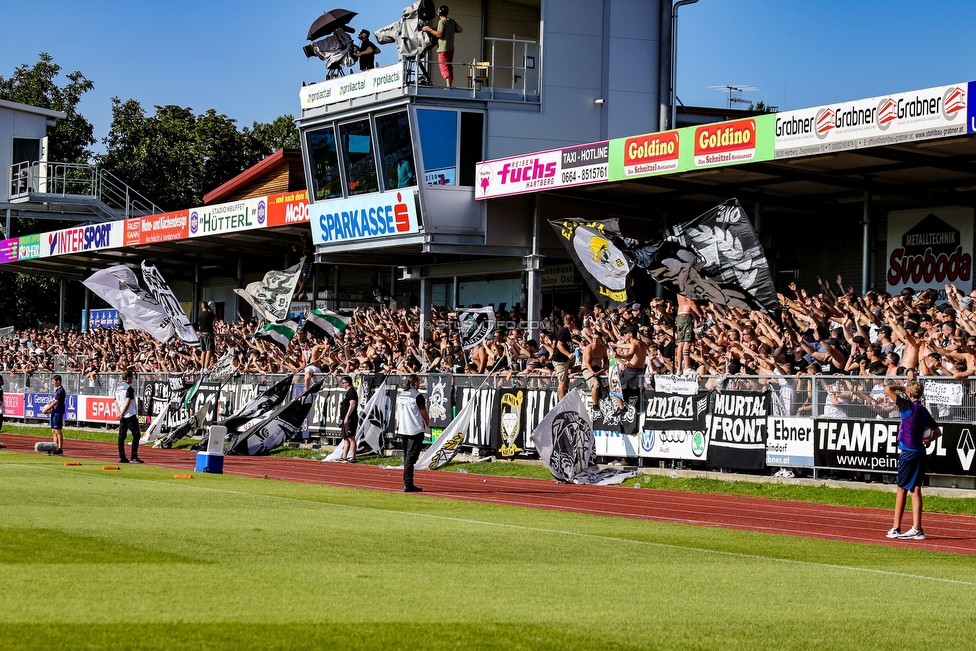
[[247, 115, 300, 154], [0, 53, 95, 163], [101, 101, 299, 209], [747, 101, 777, 114]]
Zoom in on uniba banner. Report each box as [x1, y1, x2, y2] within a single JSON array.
[[885, 207, 974, 299]]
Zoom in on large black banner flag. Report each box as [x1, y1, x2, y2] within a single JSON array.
[[491, 389, 526, 458], [616, 199, 780, 316], [643, 391, 709, 431], [707, 391, 769, 470], [549, 218, 632, 307], [426, 373, 453, 429]]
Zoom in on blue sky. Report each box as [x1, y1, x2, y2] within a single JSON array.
[[2, 0, 975, 152]]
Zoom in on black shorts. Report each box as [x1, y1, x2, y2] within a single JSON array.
[[618, 366, 644, 389], [200, 333, 215, 352], [341, 421, 358, 439]]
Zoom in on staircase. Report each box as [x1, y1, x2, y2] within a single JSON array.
[[8, 161, 162, 221]]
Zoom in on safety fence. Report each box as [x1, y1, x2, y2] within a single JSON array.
[[3, 372, 975, 480]]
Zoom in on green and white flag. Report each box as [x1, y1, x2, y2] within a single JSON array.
[[305, 309, 350, 337], [254, 320, 299, 353]]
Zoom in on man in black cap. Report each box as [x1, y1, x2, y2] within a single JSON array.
[[355, 29, 381, 71]]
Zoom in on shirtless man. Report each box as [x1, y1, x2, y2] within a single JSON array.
[[582, 331, 609, 409], [609, 326, 647, 416], [675, 294, 703, 373]]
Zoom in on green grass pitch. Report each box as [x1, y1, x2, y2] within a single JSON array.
[[2, 451, 975, 650]]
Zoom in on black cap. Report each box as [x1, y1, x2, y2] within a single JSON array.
[[852, 335, 865, 345]]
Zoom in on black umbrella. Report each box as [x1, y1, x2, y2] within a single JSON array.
[[307, 9, 357, 41]]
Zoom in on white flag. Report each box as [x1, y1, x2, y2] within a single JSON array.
[[207, 348, 236, 382], [141, 262, 199, 347], [324, 380, 388, 461], [416, 396, 476, 470], [234, 259, 304, 323], [82, 266, 174, 342], [457, 307, 495, 350], [530, 391, 594, 483]]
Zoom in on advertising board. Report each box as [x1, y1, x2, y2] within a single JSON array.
[[775, 82, 968, 159], [0, 238, 19, 264], [138, 210, 190, 244], [40, 222, 125, 258], [885, 207, 973, 299], [475, 141, 609, 200], [300, 62, 404, 110], [17, 235, 40, 261], [765, 417, 815, 468], [3, 392, 24, 418], [638, 429, 708, 461], [266, 190, 310, 227], [309, 189, 421, 245], [189, 197, 267, 238]]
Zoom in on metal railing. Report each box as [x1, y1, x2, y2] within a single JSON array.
[[9, 161, 162, 220], [404, 37, 540, 102]]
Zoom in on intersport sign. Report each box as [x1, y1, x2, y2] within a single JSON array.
[[775, 82, 968, 158]]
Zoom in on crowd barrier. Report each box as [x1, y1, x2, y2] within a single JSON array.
[[3, 371, 975, 481]]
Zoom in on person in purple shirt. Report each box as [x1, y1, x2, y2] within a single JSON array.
[[884, 382, 941, 541]]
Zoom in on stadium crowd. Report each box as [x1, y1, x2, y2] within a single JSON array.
[[2, 277, 976, 383]]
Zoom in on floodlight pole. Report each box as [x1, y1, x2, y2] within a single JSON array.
[[670, 0, 700, 129]]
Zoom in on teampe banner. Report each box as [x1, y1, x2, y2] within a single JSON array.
[[813, 419, 976, 476], [765, 417, 815, 468], [706, 391, 769, 470], [638, 430, 708, 461], [885, 207, 974, 299], [642, 391, 708, 431]]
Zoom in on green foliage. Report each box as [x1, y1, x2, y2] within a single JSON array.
[[0, 273, 74, 327], [0, 53, 96, 164], [748, 100, 777, 113], [100, 100, 301, 209], [2, 454, 976, 651]]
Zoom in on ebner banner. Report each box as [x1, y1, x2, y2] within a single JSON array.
[[765, 417, 815, 468], [775, 82, 968, 159], [706, 391, 769, 470], [886, 207, 974, 299]]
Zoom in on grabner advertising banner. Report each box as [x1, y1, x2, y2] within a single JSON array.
[[774, 82, 968, 159], [475, 141, 609, 200], [706, 391, 769, 470], [885, 207, 974, 299], [309, 189, 421, 245], [765, 417, 815, 468], [638, 430, 707, 461], [813, 420, 976, 476]]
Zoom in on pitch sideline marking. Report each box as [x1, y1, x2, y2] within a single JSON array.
[[5, 461, 976, 588]]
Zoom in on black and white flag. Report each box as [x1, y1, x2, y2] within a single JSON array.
[[207, 348, 237, 383], [616, 199, 780, 316], [141, 262, 200, 346], [416, 397, 477, 470], [531, 391, 594, 483], [426, 373, 453, 428], [234, 259, 304, 324], [549, 218, 631, 308], [324, 380, 389, 461], [643, 391, 709, 431], [226, 380, 323, 455], [82, 266, 174, 342], [457, 307, 495, 351]]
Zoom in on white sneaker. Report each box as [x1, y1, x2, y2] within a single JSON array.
[[896, 528, 926, 540], [885, 527, 901, 539]]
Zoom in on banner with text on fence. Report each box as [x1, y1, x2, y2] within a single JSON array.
[[642, 391, 709, 431], [765, 417, 815, 468], [638, 429, 707, 461], [706, 391, 769, 470], [813, 419, 976, 476]]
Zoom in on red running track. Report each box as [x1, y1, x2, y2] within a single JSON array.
[[4, 433, 976, 555]]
